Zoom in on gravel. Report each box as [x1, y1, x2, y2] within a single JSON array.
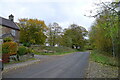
[[86, 61, 118, 78]]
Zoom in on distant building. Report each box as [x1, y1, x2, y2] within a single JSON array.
[[0, 14, 20, 42]]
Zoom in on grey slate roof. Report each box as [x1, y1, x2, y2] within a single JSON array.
[[0, 17, 20, 30]]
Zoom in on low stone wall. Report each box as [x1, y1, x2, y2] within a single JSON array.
[[19, 54, 33, 61], [10, 54, 34, 62]]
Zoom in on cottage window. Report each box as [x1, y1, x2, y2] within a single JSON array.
[[11, 30, 16, 36]]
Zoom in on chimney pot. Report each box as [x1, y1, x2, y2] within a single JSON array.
[[9, 14, 14, 21]]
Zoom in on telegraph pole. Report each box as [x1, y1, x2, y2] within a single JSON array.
[[117, 1, 120, 79]]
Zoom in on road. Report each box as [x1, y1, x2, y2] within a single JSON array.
[[3, 52, 89, 78]]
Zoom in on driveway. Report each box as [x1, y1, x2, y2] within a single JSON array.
[[3, 52, 90, 78]]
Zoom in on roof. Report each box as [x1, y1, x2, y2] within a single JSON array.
[[0, 17, 20, 30]]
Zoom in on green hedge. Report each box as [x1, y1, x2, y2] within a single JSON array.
[[17, 46, 27, 56], [23, 42, 31, 47]]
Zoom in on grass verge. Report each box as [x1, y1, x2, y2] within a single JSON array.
[[90, 50, 118, 67], [32, 46, 78, 55], [34, 51, 77, 55]]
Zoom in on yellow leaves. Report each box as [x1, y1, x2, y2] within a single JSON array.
[[30, 39, 35, 44], [28, 19, 43, 25], [2, 42, 18, 55], [18, 18, 48, 29], [19, 18, 48, 44], [18, 18, 28, 22]]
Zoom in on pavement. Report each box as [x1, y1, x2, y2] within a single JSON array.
[[3, 55, 54, 72], [4, 59, 41, 72], [3, 52, 90, 78]]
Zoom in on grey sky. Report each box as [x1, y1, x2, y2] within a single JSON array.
[[0, 0, 111, 30]]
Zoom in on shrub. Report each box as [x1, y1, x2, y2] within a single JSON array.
[[23, 42, 31, 47], [27, 48, 35, 54], [2, 42, 18, 55], [17, 46, 27, 56], [3, 37, 13, 42], [26, 48, 32, 53]]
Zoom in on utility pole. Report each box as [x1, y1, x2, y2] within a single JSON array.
[[117, 1, 120, 79], [116, 1, 120, 59]]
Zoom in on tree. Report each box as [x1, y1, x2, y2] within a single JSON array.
[[47, 22, 62, 46], [89, 2, 119, 57], [61, 24, 88, 50], [18, 18, 47, 45]]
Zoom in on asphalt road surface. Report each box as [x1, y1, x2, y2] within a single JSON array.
[[3, 52, 89, 78]]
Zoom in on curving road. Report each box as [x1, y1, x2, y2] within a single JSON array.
[[3, 52, 89, 78]]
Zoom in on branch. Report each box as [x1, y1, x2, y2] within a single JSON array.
[[102, 2, 118, 13]]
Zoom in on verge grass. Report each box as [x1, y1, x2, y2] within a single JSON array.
[[32, 46, 78, 55], [90, 50, 118, 67]]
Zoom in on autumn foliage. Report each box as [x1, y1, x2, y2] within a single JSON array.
[[18, 18, 48, 45], [2, 42, 18, 55]]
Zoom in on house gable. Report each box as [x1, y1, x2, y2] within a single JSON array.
[[0, 15, 20, 42], [0, 17, 20, 31]]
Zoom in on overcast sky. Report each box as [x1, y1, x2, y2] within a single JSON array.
[[0, 0, 112, 31]]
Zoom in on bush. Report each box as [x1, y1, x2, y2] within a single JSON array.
[[23, 42, 31, 47], [2, 42, 18, 55], [3, 37, 13, 42], [17, 46, 27, 56], [26, 48, 33, 53]]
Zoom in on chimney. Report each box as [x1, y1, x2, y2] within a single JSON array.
[[9, 14, 14, 21]]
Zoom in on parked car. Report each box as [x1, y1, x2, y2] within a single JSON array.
[[0, 59, 3, 71]]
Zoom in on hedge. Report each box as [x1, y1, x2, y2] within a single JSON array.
[[17, 46, 27, 56], [2, 42, 18, 55]]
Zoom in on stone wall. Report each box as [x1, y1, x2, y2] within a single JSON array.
[[2, 25, 20, 42], [10, 54, 33, 62]]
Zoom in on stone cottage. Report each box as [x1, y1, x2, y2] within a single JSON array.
[[0, 14, 20, 43]]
